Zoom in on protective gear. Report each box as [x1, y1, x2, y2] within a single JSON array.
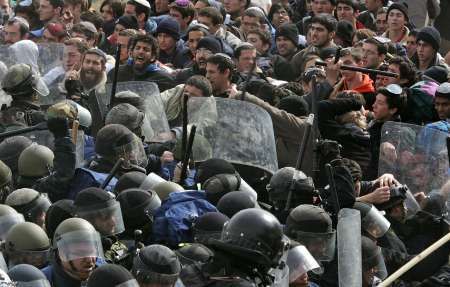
[[105, 104, 144, 134], [0, 205, 24, 241], [2, 64, 48, 98], [7, 264, 50, 287], [139, 173, 166, 191], [285, 205, 336, 262], [0, 136, 32, 173], [361, 236, 385, 278], [353, 202, 390, 238], [0, 161, 12, 203], [152, 181, 184, 201], [116, 188, 161, 230], [203, 173, 241, 205], [192, 212, 229, 244], [132, 245, 181, 286], [17, 144, 54, 178], [195, 158, 237, 185], [267, 167, 315, 208], [74, 187, 125, 236], [175, 243, 214, 266], [5, 189, 50, 225], [53, 218, 104, 262], [4, 222, 50, 268], [44, 200, 74, 241], [286, 245, 320, 283], [47, 100, 92, 129], [217, 191, 258, 218], [70, 168, 119, 197], [216, 208, 288, 267], [114, 171, 147, 194], [87, 264, 138, 287], [95, 124, 147, 169]]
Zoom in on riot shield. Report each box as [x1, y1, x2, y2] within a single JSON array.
[[104, 82, 171, 143], [379, 121, 449, 195], [187, 97, 278, 175], [337, 208, 362, 287]]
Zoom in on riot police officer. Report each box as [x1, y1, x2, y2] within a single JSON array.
[[5, 188, 51, 228]]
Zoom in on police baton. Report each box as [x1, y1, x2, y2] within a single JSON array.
[[0, 121, 48, 141], [109, 44, 122, 108], [181, 89, 188, 162], [179, 125, 197, 185], [325, 163, 340, 215], [101, 157, 124, 189], [315, 60, 399, 78]]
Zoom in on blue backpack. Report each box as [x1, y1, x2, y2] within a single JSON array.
[[152, 191, 217, 247]]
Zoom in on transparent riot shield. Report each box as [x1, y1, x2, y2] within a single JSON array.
[[104, 82, 171, 143], [337, 208, 362, 287], [379, 121, 449, 195], [187, 97, 278, 175]]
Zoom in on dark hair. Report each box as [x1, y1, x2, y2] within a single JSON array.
[[71, 23, 97, 41], [310, 13, 338, 33], [127, 0, 150, 21], [377, 87, 407, 115], [336, 0, 358, 10], [170, 1, 195, 22], [387, 57, 417, 87], [336, 90, 366, 106], [268, 3, 293, 22], [64, 37, 89, 54], [64, 0, 89, 11], [247, 29, 272, 45], [243, 8, 266, 24], [48, 0, 64, 9], [279, 82, 304, 96], [100, 0, 125, 19], [186, 75, 213, 97], [186, 24, 210, 37], [206, 54, 235, 79], [198, 7, 223, 26], [354, 29, 376, 43], [6, 17, 29, 37], [80, 11, 104, 30], [234, 43, 256, 59], [408, 29, 419, 38], [364, 37, 388, 55], [130, 34, 159, 59]]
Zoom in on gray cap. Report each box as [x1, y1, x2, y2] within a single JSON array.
[[436, 82, 450, 98]]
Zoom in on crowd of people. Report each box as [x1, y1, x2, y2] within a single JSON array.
[[0, 0, 448, 285]]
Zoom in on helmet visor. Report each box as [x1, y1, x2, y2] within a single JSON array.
[[287, 245, 320, 283], [114, 135, 147, 168], [362, 206, 390, 238], [77, 201, 125, 236], [55, 230, 104, 262], [9, 249, 49, 268], [290, 231, 336, 262], [0, 213, 24, 240]]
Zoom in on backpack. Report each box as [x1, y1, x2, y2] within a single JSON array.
[[152, 191, 217, 247]]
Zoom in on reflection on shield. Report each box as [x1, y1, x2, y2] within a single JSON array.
[[187, 97, 278, 175]]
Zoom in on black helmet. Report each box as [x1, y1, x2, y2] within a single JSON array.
[[267, 167, 315, 209], [217, 191, 258, 218], [7, 264, 50, 287], [74, 187, 125, 236], [192, 212, 229, 244], [87, 264, 138, 287], [114, 171, 147, 194], [175, 243, 214, 266], [116, 188, 161, 230], [44, 200, 74, 240], [217, 208, 288, 267], [132, 245, 181, 286], [0, 136, 32, 174]]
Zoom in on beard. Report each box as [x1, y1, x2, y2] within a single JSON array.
[[80, 69, 102, 90]]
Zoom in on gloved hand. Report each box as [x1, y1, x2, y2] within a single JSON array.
[[64, 79, 84, 102], [47, 117, 69, 138]]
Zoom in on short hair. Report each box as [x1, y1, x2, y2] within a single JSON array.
[[354, 29, 376, 43], [377, 6, 387, 14], [243, 7, 266, 24], [408, 29, 419, 38], [80, 11, 104, 30], [127, 0, 150, 21], [387, 56, 417, 87], [279, 82, 304, 96], [268, 3, 293, 22], [186, 24, 210, 37], [364, 37, 388, 55], [64, 37, 89, 54], [119, 28, 138, 38], [234, 43, 256, 59], [340, 47, 363, 62], [6, 17, 29, 37], [71, 23, 97, 41], [48, 0, 64, 9], [336, 0, 358, 10], [130, 34, 159, 60], [246, 29, 271, 45], [169, 1, 196, 21], [310, 13, 338, 33], [206, 54, 235, 79], [100, 0, 125, 19], [64, 0, 89, 12], [336, 90, 366, 106], [198, 7, 223, 26], [186, 75, 213, 97], [377, 87, 407, 115]]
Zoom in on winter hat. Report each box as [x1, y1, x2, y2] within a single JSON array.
[[195, 158, 236, 185], [417, 26, 441, 51], [275, 23, 299, 47], [114, 171, 147, 194], [197, 36, 222, 54], [116, 15, 139, 30], [217, 191, 258, 218], [422, 65, 448, 84], [277, 95, 309, 117], [175, 243, 214, 266], [44, 199, 74, 240], [116, 188, 161, 229], [336, 20, 355, 47], [156, 18, 181, 41], [192, 212, 229, 243], [87, 264, 137, 287], [387, 2, 409, 22], [74, 187, 115, 210]]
